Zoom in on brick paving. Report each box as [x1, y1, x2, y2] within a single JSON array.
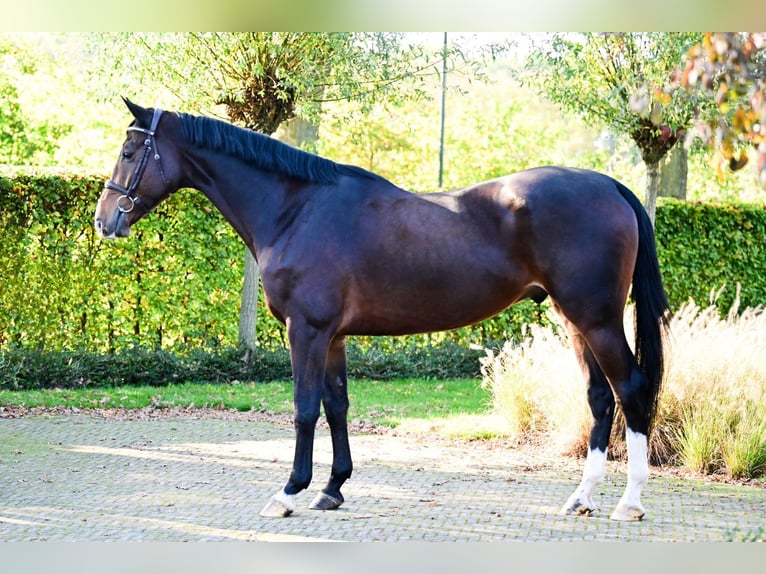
[[1, 412, 764, 541]]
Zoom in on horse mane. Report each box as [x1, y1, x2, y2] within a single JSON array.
[[177, 113, 389, 186]]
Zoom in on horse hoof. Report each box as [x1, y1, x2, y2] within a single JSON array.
[[308, 491, 343, 510], [561, 496, 596, 516], [610, 504, 645, 521], [259, 490, 295, 518], [561, 501, 596, 517]]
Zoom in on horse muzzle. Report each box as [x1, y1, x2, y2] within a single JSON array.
[[94, 209, 131, 239]]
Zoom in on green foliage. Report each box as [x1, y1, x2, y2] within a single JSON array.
[[0, 346, 291, 390], [655, 198, 766, 312], [346, 340, 484, 380], [0, 35, 72, 166], [0, 343, 484, 391], [88, 33, 501, 132], [522, 34, 706, 145], [521, 33, 712, 217], [318, 63, 602, 193], [0, 168, 255, 352], [3, 171, 766, 357]]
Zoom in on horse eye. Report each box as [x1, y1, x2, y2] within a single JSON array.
[[122, 149, 135, 160]]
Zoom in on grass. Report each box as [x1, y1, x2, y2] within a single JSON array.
[[723, 526, 766, 542], [675, 403, 727, 473], [0, 381, 295, 412], [348, 378, 491, 426], [480, 294, 766, 478], [722, 416, 766, 479], [663, 295, 766, 477], [480, 321, 589, 453], [0, 378, 493, 432]]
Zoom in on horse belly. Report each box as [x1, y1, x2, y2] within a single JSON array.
[[341, 255, 527, 336]]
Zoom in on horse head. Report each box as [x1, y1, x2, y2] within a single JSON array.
[[94, 98, 181, 238]]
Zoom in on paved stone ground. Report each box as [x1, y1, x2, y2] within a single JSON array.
[[1, 411, 764, 542]]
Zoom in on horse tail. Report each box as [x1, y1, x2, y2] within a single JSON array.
[[614, 181, 670, 423]]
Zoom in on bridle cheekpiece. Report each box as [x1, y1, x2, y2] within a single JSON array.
[[104, 108, 168, 213]]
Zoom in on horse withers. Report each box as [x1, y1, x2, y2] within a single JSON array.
[[95, 99, 669, 521]]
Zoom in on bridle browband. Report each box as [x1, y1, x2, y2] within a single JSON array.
[[104, 108, 169, 213]]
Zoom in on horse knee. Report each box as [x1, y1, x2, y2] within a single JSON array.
[[294, 409, 320, 433], [323, 397, 349, 425]]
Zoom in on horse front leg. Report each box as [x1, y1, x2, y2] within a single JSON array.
[[309, 336, 352, 511], [260, 320, 330, 518]]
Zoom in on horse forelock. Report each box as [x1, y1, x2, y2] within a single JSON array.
[[177, 113, 387, 186]]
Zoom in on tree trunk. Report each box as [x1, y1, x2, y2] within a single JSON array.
[[238, 249, 259, 360], [660, 144, 687, 200], [645, 160, 660, 225], [236, 116, 319, 359], [276, 115, 320, 151]]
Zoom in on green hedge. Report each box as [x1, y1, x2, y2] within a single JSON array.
[[0, 168, 545, 355], [655, 198, 766, 313], [0, 168, 259, 351], [1, 171, 765, 388], [0, 341, 484, 389]]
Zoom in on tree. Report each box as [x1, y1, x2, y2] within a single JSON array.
[[521, 33, 707, 222], [90, 32, 504, 356], [319, 64, 603, 195], [676, 32, 766, 190], [660, 145, 688, 200], [0, 35, 71, 166]]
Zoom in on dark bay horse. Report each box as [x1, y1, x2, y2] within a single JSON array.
[[95, 100, 669, 521]]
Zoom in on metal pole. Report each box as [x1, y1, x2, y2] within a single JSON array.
[[438, 32, 447, 189]]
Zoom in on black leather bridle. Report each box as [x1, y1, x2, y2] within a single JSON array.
[[104, 108, 168, 213]]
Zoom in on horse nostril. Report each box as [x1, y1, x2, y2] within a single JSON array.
[[95, 217, 105, 234]]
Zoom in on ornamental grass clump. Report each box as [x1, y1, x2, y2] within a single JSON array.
[[482, 290, 766, 478], [480, 319, 591, 454], [664, 292, 766, 478]]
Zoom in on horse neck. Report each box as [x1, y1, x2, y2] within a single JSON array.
[[180, 149, 297, 257]]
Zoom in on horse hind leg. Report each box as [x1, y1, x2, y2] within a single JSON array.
[[578, 322, 652, 521], [608, 364, 651, 521], [611, 424, 650, 521], [561, 327, 615, 517]]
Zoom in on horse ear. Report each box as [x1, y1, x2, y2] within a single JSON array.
[[122, 97, 152, 127]]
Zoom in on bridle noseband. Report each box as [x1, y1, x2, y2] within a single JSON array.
[[104, 108, 169, 213]]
